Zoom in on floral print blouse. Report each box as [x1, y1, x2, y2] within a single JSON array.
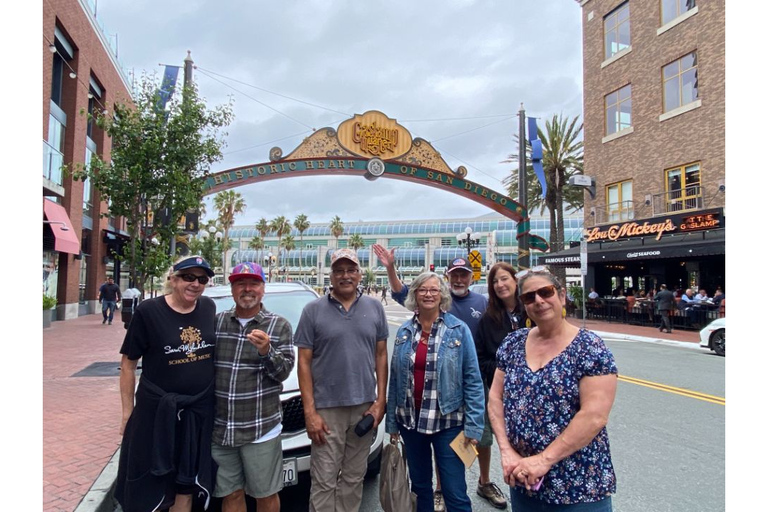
[[496, 328, 618, 504]]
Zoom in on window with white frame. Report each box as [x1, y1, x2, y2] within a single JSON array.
[[663, 51, 698, 113], [605, 85, 632, 136], [604, 2, 630, 59], [661, 0, 696, 25], [606, 180, 633, 222]]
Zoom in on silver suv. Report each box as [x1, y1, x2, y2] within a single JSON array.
[[204, 282, 384, 488]]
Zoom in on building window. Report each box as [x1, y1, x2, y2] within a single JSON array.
[[604, 2, 630, 59], [665, 162, 701, 212], [606, 181, 633, 222], [83, 144, 95, 216], [663, 51, 698, 113], [605, 85, 632, 135], [661, 0, 696, 25]]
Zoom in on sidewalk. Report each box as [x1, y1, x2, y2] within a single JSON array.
[[42, 311, 703, 511], [43, 313, 126, 512]]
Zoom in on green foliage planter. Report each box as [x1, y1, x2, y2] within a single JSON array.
[[43, 294, 57, 328]]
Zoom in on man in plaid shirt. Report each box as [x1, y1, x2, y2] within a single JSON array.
[[211, 262, 294, 512]]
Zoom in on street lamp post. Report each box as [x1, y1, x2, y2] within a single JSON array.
[[568, 174, 596, 329], [456, 226, 481, 257], [263, 252, 273, 282]]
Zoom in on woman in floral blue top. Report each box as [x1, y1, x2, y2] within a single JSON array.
[[487, 268, 618, 511]]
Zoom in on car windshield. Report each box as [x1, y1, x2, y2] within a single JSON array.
[[209, 289, 316, 328]]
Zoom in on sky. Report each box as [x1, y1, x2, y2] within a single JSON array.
[[93, 0, 584, 227]]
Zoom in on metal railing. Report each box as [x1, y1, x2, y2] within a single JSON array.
[[653, 185, 703, 214]]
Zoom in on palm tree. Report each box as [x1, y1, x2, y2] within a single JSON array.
[[329, 215, 344, 246], [348, 233, 365, 251], [213, 190, 246, 278], [248, 236, 265, 251], [293, 214, 310, 281], [282, 235, 296, 279], [255, 218, 270, 242], [504, 114, 583, 283], [270, 215, 292, 277]]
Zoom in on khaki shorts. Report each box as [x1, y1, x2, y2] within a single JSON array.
[[211, 435, 283, 498], [478, 384, 494, 447]]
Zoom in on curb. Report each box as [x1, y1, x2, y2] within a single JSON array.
[[594, 330, 704, 350], [74, 448, 120, 512]]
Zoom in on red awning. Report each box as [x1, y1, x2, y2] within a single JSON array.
[[43, 199, 80, 255]]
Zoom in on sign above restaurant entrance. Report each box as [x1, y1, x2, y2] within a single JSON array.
[[584, 208, 724, 243]]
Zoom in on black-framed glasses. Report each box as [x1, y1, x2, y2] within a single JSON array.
[[520, 284, 558, 305], [332, 268, 359, 277], [515, 265, 550, 280], [177, 273, 210, 285]]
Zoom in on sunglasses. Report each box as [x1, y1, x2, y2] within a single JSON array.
[[177, 273, 210, 285], [519, 284, 558, 305], [515, 265, 550, 280]]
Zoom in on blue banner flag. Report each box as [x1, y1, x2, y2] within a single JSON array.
[[156, 65, 181, 112], [527, 118, 547, 199]]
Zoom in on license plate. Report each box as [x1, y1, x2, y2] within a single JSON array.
[[282, 458, 298, 487]]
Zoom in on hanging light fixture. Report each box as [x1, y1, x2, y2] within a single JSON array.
[[49, 44, 57, 53], [69, 71, 77, 79]]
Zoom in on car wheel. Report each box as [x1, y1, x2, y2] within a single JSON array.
[[365, 448, 382, 479], [710, 329, 725, 357]]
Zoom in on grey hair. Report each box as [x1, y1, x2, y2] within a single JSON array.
[[403, 272, 452, 312], [517, 270, 564, 297], [162, 254, 206, 295]]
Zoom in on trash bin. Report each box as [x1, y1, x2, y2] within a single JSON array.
[[121, 288, 142, 329]]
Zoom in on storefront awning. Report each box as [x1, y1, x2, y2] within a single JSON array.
[[541, 229, 725, 267], [43, 199, 80, 255]]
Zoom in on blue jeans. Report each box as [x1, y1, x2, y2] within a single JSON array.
[[102, 301, 117, 321], [399, 425, 471, 512], [509, 488, 613, 511]]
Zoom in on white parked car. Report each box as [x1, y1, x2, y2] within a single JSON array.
[[204, 282, 384, 488], [699, 317, 725, 357]]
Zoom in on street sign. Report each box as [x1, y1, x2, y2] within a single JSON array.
[[580, 237, 588, 276], [469, 250, 483, 280]]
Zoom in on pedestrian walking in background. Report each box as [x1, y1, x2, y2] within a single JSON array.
[[295, 248, 389, 512], [211, 262, 294, 512], [115, 256, 217, 512], [381, 285, 388, 305], [98, 277, 122, 325], [654, 284, 675, 334]]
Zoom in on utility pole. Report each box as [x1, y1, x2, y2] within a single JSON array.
[[517, 104, 530, 270]]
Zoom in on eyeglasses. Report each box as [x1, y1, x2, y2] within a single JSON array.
[[332, 268, 359, 277], [416, 288, 441, 296], [177, 273, 209, 285], [515, 265, 550, 280], [519, 284, 558, 305]]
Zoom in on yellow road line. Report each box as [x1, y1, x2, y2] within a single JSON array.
[[618, 375, 725, 405]]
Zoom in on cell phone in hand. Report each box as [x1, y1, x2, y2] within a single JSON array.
[[354, 415, 374, 437], [516, 475, 544, 491]]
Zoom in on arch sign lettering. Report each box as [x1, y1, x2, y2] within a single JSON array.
[[203, 110, 548, 251]]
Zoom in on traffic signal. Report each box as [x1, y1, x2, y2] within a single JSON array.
[[429, 264, 435, 272]]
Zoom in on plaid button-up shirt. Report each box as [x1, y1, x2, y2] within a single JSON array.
[[396, 314, 463, 434], [212, 306, 294, 447]]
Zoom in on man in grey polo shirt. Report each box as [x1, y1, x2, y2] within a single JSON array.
[[295, 248, 389, 512]]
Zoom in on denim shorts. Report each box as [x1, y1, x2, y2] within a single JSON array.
[[509, 488, 613, 512]]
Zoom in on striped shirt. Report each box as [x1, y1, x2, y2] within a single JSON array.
[[396, 314, 463, 434], [212, 306, 294, 447]]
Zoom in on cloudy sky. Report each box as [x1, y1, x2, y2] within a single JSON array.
[[94, 0, 584, 228]]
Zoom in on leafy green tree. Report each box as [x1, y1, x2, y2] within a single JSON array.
[[270, 216, 292, 273], [504, 114, 584, 282], [213, 190, 246, 277], [188, 220, 226, 270], [293, 214, 310, 280], [255, 218, 270, 246], [364, 268, 377, 287], [73, 75, 234, 290], [330, 215, 344, 245]]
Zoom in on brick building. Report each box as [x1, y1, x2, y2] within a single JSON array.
[[544, 0, 725, 298], [43, 0, 133, 320]]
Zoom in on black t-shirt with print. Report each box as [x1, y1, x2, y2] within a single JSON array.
[[120, 295, 216, 395]]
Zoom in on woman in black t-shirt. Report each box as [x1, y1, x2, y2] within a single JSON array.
[[115, 256, 217, 512]]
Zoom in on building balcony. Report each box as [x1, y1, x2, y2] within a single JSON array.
[[589, 186, 710, 226], [43, 139, 65, 197]]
